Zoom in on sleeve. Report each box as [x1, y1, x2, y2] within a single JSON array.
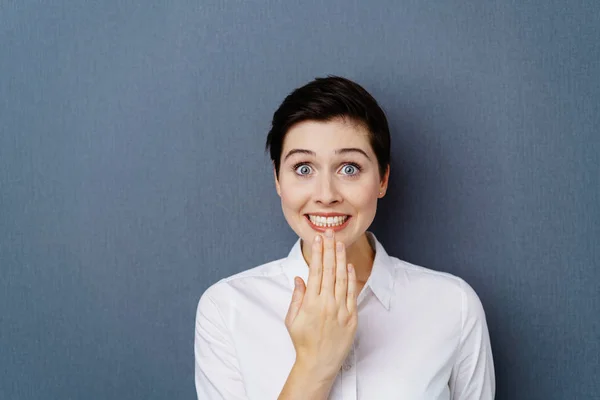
[[194, 289, 249, 400], [449, 280, 496, 400]]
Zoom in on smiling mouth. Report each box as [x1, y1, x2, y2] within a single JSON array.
[[305, 214, 351, 231]]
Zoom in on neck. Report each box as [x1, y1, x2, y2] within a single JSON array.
[[301, 233, 375, 283]]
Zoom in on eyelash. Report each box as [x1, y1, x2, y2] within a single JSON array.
[[292, 162, 363, 177]]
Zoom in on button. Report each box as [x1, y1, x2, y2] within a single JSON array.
[[342, 363, 352, 371]]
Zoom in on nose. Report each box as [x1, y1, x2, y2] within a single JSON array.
[[314, 174, 342, 205]]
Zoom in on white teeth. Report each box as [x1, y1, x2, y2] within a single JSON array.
[[308, 215, 348, 227]]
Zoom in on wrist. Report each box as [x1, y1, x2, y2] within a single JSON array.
[[293, 356, 338, 384], [278, 361, 335, 400]]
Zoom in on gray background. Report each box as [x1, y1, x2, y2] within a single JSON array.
[[1, 0, 599, 399]]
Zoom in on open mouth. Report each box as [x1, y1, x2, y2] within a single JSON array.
[[305, 214, 351, 231]]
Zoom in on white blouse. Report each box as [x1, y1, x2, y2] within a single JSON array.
[[195, 233, 495, 399]]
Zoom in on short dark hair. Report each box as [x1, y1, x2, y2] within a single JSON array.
[[266, 76, 391, 179]]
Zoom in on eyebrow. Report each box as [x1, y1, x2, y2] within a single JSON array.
[[283, 148, 371, 162]]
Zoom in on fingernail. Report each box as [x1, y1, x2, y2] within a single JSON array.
[[325, 229, 333, 238], [314, 235, 321, 243]]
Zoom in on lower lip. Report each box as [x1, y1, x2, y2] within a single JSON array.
[[305, 216, 351, 232]]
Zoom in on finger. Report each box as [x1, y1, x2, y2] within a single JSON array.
[[306, 235, 323, 297], [334, 241, 348, 304], [285, 277, 306, 327], [346, 264, 358, 313], [320, 229, 336, 297]]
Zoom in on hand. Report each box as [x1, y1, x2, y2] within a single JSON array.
[[284, 229, 359, 381]]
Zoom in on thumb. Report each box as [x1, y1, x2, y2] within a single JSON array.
[[285, 277, 306, 327]]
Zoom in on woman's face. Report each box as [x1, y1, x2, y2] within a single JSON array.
[[275, 118, 389, 248]]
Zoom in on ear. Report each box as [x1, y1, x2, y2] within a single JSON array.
[[274, 167, 282, 197], [378, 164, 390, 198]]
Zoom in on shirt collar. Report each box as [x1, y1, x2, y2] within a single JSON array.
[[281, 232, 395, 310]]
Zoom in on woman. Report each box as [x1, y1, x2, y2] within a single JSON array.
[[195, 76, 495, 399]]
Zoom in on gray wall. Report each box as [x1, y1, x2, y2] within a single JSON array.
[[1, 1, 598, 399]]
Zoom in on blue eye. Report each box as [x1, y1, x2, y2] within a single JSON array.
[[341, 164, 360, 175], [294, 164, 312, 176]]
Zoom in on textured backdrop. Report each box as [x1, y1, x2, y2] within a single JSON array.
[[1, 1, 599, 399]]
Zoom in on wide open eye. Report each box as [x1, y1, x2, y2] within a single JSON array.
[[294, 164, 313, 176], [340, 163, 361, 176]]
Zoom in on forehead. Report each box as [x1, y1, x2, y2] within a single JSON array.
[[282, 119, 372, 155]]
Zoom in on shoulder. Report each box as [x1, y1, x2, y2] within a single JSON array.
[[389, 256, 486, 318], [390, 256, 465, 289], [196, 257, 288, 315]]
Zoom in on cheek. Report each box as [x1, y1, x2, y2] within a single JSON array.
[[347, 180, 379, 205], [279, 183, 308, 210], [352, 193, 379, 211], [280, 192, 295, 209]]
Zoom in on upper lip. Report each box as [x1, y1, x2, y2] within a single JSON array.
[[305, 212, 350, 217]]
